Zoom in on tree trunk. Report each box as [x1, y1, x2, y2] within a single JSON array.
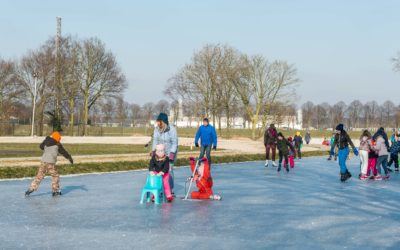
[[69, 98, 75, 136], [82, 93, 89, 136]]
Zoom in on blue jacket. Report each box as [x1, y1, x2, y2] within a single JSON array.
[[195, 125, 217, 147]]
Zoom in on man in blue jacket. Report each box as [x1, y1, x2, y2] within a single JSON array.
[[195, 118, 218, 165]]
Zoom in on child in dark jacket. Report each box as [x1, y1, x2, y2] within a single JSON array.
[[25, 131, 73, 197], [285, 137, 296, 168], [149, 144, 173, 202], [388, 133, 400, 172], [276, 133, 296, 172]]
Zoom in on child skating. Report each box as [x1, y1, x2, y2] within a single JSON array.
[[276, 133, 296, 172], [149, 144, 174, 202], [372, 127, 390, 180], [25, 131, 73, 197], [358, 130, 372, 180], [188, 157, 221, 200], [387, 132, 400, 172]]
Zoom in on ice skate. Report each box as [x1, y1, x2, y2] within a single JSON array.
[[395, 168, 399, 172], [383, 174, 390, 180], [272, 161, 278, 167], [210, 194, 221, 200], [277, 164, 281, 172], [52, 191, 62, 197], [25, 189, 34, 197], [265, 160, 269, 167], [359, 174, 368, 180], [327, 156, 332, 161], [374, 174, 382, 181]]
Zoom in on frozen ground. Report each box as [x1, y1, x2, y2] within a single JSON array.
[[1, 157, 400, 250]]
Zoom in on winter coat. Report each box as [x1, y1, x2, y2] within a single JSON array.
[[195, 124, 217, 147], [152, 125, 178, 156], [333, 132, 355, 150], [374, 136, 389, 156], [293, 135, 303, 147], [277, 138, 296, 156], [40, 136, 72, 164], [264, 127, 278, 145], [305, 133, 311, 143], [149, 155, 170, 173], [389, 140, 400, 155], [359, 136, 371, 151]]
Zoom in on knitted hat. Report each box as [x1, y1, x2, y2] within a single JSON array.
[[156, 113, 169, 125], [335, 124, 344, 131], [51, 131, 61, 143]]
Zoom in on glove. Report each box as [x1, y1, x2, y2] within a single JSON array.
[[195, 143, 199, 148], [157, 171, 164, 176], [213, 145, 217, 151], [169, 152, 175, 161], [353, 148, 359, 156], [150, 171, 156, 176], [69, 157, 74, 164]]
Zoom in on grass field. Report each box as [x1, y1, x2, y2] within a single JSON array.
[[6, 124, 367, 139], [0, 150, 328, 179], [0, 144, 192, 158]]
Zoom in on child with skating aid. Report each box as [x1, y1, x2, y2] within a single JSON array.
[[149, 144, 173, 202], [25, 131, 73, 197], [276, 133, 296, 172], [189, 157, 221, 200]]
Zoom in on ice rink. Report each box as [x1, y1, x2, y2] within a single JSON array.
[[1, 157, 400, 249]]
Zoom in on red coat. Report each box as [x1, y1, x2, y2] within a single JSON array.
[[189, 157, 213, 199]]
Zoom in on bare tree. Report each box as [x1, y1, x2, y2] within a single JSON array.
[[0, 59, 23, 134], [142, 102, 155, 127], [155, 99, 170, 114], [101, 99, 115, 125], [330, 101, 347, 129], [382, 100, 395, 128], [77, 37, 127, 135], [129, 103, 142, 126], [301, 101, 314, 129], [346, 100, 363, 129]]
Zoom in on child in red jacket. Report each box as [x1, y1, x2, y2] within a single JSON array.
[[189, 157, 221, 200]]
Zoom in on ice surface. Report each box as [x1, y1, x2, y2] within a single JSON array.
[[1, 157, 400, 249]]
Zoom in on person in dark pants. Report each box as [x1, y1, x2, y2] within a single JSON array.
[[264, 124, 278, 167], [293, 131, 303, 159], [195, 118, 217, 165], [388, 132, 400, 172]]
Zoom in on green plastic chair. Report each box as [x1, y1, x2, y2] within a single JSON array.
[[140, 175, 165, 204]]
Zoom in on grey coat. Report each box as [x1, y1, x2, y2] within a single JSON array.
[[152, 125, 178, 156]]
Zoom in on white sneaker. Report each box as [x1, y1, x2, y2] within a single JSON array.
[[272, 161, 278, 167]]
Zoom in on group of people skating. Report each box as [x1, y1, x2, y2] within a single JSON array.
[[24, 114, 400, 200], [264, 124, 304, 172], [24, 113, 220, 202], [330, 124, 400, 182]]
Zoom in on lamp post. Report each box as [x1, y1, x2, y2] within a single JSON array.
[[31, 72, 38, 137]]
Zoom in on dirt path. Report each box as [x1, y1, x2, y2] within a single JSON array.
[[0, 136, 325, 167]]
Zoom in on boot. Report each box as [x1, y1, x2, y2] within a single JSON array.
[[25, 189, 34, 197], [340, 173, 346, 182], [265, 160, 269, 167], [52, 191, 62, 197], [327, 156, 332, 161], [272, 161, 278, 167], [277, 164, 282, 172]]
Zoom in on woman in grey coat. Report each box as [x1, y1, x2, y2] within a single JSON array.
[[151, 113, 178, 193]]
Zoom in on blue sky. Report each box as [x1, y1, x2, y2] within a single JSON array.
[[1, 0, 400, 105]]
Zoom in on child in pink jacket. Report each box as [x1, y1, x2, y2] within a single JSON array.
[[149, 144, 173, 202]]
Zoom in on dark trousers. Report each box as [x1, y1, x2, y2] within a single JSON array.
[[376, 155, 389, 175], [265, 144, 276, 161], [199, 145, 212, 164], [279, 151, 289, 167], [295, 145, 302, 159], [388, 154, 399, 169]]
